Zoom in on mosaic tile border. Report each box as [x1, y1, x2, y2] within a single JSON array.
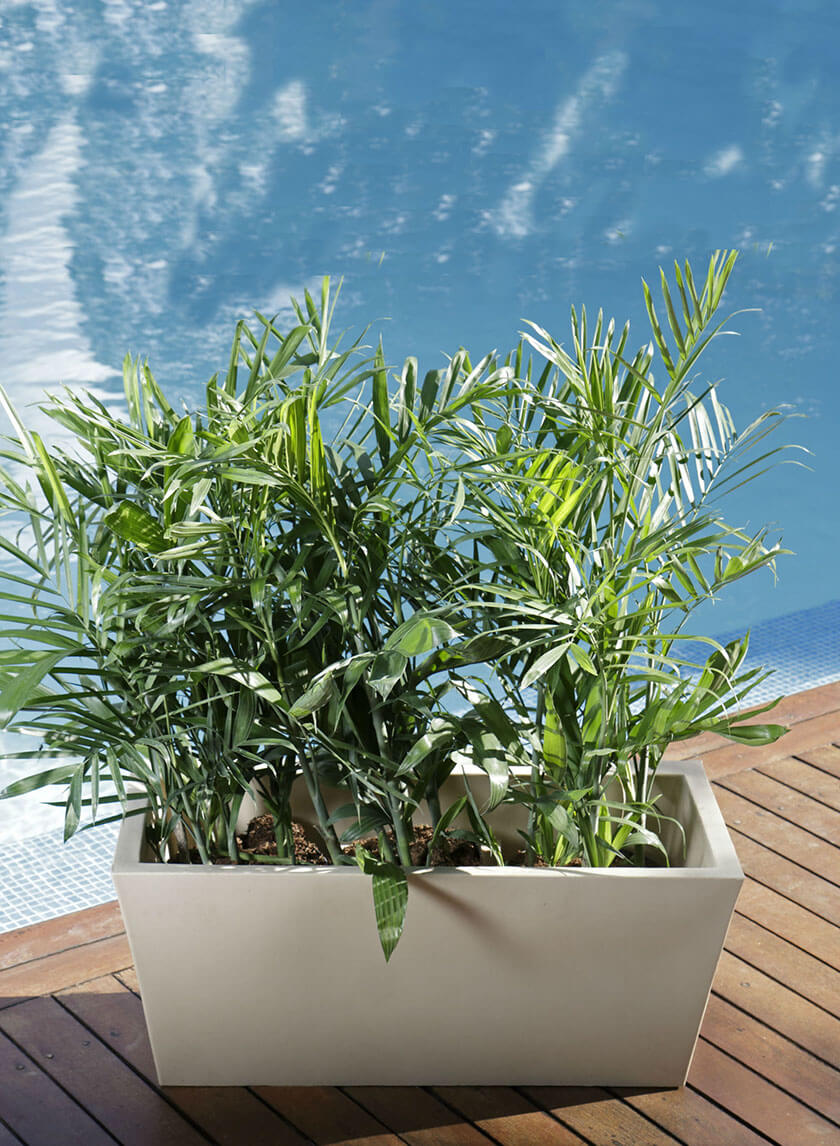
[[0, 821, 119, 934], [708, 596, 840, 706], [1, 598, 838, 935]]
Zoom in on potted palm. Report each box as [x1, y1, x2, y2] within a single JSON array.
[[0, 255, 790, 1086]]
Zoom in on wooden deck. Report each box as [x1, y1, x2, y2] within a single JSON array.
[[1, 681, 839, 1146]]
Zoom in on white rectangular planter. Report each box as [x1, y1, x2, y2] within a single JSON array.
[[112, 758, 742, 1087]]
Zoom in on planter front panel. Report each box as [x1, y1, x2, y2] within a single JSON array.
[[112, 761, 742, 1086]]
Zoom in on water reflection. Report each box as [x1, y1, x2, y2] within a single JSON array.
[[489, 51, 628, 241], [0, 0, 836, 629], [0, 116, 117, 405]]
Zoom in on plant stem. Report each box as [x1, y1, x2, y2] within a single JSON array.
[[426, 787, 442, 827], [389, 799, 414, 867], [360, 675, 413, 866], [378, 829, 396, 863], [298, 746, 343, 864]]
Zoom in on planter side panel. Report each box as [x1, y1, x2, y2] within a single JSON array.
[[114, 864, 740, 1086], [113, 761, 742, 1086]]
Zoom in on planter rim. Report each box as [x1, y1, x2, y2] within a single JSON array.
[[113, 757, 742, 880]]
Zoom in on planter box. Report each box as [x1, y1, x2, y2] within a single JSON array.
[[112, 759, 742, 1087]]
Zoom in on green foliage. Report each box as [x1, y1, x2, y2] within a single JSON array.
[[0, 256, 793, 956], [440, 250, 793, 867]]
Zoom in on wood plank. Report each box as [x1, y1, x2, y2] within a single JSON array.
[[59, 976, 311, 1146], [689, 1040, 837, 1146], [713, 786, 840, 884], [713, 951, 840, 1067], [762, 758, 840, 812], [115, 966, 140, 993], [256, 1086, 403, 1146], [730, 829, 840, 922], [734, 881, 840, 971], [0, 902, 122, 972], [724, 913, 840, 1018], [700, 711, 840, 781], [741, 681, 840, 723], [0, 996, 207, 1146], [0, 933, 132, 1006], [798, 745, 840, 781], [665, 681, 840, 764], [615, 1085, 773, 1146], [0, 1029, 115, 1146], [717, 757, 840, 834], [522, 1087, 683, 1146], [432, 1086, 588, 1145], [0, 1120, 24, 1146], [152, 1090, 310, 1146], [701, 994, 840, 1123], [346, 1087, 496, 1145], [58, 975, 156, 1075]]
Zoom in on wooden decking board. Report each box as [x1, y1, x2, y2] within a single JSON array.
[[723, 913, 840, 1019], [717, 768, 840, 840], [728, 829, 840, 922], [665, 681, 840, 765], [0, 902, 122, 973], [0, 932, 132, 1007], [254, 1085, 402, 1146], [0, 1028, 118, 1146], [3, 690, 840, 1146], [759, 758, 840, 812], [733, 880, 840, 971], [711, 951, 840, 1068], [113, 966, 140, 994], [700, 995, 840, 1124], [0, 996, 209, 1146], [700, 710, 840, 780], [615, 1085, 775, 1146], [521, 1086, 684, 1146], [431, 1087, 588, 1146], [797, 744, 840, 780], [713, 785, 840, 884], [343, 1086, 496, 1145], [56, 976, 157, 1078], [0, 1119, 25, 1146], [688, 1040, 840, 1146], [159, 1089, 312, 1146], [57, 979, 312, 1146]]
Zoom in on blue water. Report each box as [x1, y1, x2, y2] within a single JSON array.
[[1, 0, 838, 625], [0, 1, 839, 852]]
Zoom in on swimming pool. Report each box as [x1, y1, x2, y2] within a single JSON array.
[[0, 1, 838, 921]]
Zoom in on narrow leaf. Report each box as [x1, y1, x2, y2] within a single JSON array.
[[356, 848, 408, 962]]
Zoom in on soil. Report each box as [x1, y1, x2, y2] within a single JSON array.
[[237, 816, 329, 864], [342, 824, 483, 867], [234, 817, 484, 866], [197, 814, 651, 868]]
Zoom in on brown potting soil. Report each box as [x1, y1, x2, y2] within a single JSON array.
[[171, 816, 582, 866], [236, 817, 586, 868], [341, 824, 482, 867], [217, 814, 637, 868], [237, 816, 329, 865], [234, 817, 485, 866]]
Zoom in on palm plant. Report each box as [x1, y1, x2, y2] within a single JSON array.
[[0, 255, 793, 959], [0, 280, 521, 956], [441, 250, 791, 866]]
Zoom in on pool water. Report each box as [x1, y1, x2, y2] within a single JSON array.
[[0, 1, 838, 918]]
